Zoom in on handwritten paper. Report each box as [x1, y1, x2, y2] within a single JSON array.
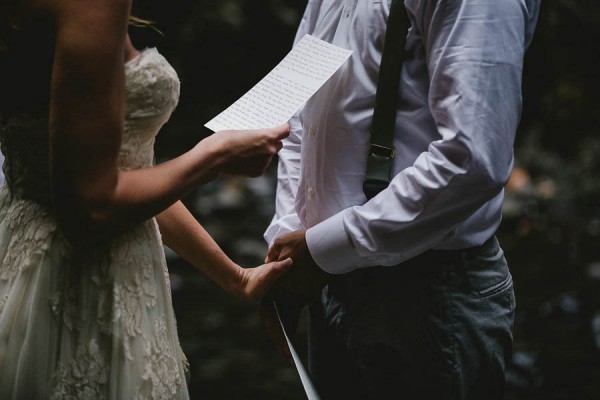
[[205, 35, 353, 132]]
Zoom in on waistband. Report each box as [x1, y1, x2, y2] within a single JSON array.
[[358, 236, 499, 277]]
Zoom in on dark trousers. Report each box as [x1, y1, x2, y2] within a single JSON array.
[[308, 237, 515, 400]]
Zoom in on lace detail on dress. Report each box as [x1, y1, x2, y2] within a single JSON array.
[[120, 48, 180, 171], [0, 47, 188, 398], [49, 318, 186, 400], [110, 224, 159, 359], [125, 48, 180, 120], [51, 339, 110, 400], [47, 221, 162, 352], [45, 221, 187, 398], [0, 188, 60, 286], [136, 318, 184, 399], [0, 293, 7, 316]]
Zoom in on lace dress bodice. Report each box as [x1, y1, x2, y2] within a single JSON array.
[[0, 48, 191, 399], [0, 47, 180, 203]]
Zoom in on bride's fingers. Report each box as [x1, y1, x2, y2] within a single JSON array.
[[269, 258, 293, 275], [249, 123, 289, 142], [259, 258, 293, 292], [246, 259, 292, 302], [267, 123, 290, 141]]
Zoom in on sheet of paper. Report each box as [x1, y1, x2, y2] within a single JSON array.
[[205, 34, 353, 132], [273, 301, 322, 400]]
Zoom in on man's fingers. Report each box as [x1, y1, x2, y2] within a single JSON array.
[[267, 242, 282, 263]]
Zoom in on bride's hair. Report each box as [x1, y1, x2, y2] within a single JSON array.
[[128, 16, 163, 36]]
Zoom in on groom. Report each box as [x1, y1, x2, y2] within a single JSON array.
[[265, 0, 541, 399]]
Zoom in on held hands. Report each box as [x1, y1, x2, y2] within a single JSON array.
[[233, 228, 334, 305], [260, 230, 333, 363], [206, 124, 289, 178], [235, 258, 293, 302], [266, 229, 332, 304]]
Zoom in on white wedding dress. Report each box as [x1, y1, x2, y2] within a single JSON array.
[[0, 48, 190, 399]]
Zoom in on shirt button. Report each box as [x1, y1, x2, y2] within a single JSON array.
[[344, 7, 351, 18], [308, 187, 315, 198], [310, 127, 316, 136]]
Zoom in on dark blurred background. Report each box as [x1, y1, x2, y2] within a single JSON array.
[[128, 1, 600, 399]]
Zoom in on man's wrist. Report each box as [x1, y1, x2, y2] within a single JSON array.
[[306, 210, 372, 274]]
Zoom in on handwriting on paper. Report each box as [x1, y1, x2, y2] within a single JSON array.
[[205, 35, 353, 132]]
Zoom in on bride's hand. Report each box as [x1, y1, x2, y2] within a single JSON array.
[[204, 123, 289, 178], [236, 258, 293, 302]]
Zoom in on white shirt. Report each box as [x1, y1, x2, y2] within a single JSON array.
[[265, 0, 541, 274]]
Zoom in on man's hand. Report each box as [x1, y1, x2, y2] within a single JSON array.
[[262, 230, 332, 361], [266, 229, 333, 304]]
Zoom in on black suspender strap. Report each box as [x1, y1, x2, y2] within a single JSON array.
[[363, 0, 410, 200]]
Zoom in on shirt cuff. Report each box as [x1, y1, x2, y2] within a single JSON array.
[[264, 213, 303, 247], [305, 210, 373, 274]]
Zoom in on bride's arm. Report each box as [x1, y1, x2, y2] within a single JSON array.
[[47, 0, 287, 241], [156, 201, 292, 301]]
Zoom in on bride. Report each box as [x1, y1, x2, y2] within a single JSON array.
[[0, 0, 292, 398]]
